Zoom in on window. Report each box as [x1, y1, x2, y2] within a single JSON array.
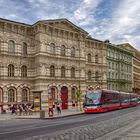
[[71, 47, 75, 57], [95, 71, 99, 81], [22, 89, 28, 102], [112, 63, 114, 69], [61, 66, 65, 77], [50, 43, 55, 54], [61, 45, 65, 56], [88, 71, 91, 80], [109, 72, 111, 78], [87, 53, 91, 62], [22, 42, 27, 55], [71, 87, 76, 100], [8, 89, 15, 102], [95, 54, 98, 63], [8, 40, 15, 53], [21, 65, 27, 77], [50, 65, 55, 77], [109, 62, 111, 69], [71, 67, 75, 78], [8, 64, 14, 77]]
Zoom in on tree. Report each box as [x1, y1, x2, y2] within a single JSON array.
[[76, 89, 82, 111]]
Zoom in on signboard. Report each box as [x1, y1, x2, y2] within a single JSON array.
[[33, 91, 42, 111], [48, 88, 53, 108]]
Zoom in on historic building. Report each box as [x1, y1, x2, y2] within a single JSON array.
[[106, 41, 133, 92], [120, 43, 140, 96], [0, 18, 107, 110]]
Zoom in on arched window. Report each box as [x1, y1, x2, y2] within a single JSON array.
[[71, 47, 75, 57], [95, 71, 99, 81], [95, 54, 98, 63], [8, 89, 15, 102], [61, 45, 65, 56], [8, 64, 14, 77], [50, 65, 55, 77], [50, 43, 55, 54], [22, 42, 27, 55], [71, 67, 75, 78], [71, 87, 76, 100], [88, 71, 91, 80], [8, 40, 15, 53], [21, 65, 27, 77], [61, 66, 65, 77], [22, 89, 28, 102], [88, 53, 91, 62]]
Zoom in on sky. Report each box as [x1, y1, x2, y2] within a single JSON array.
[[0, 0, 140, 51]]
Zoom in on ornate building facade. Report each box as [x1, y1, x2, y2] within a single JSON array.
[[0, 18, 107, 110], [106, 42, 133, 92], [120, 43, 140, 96]]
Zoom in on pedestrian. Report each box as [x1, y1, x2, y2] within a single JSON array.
[[11, 105, 17, 115], [29, 104, 34, 115], [18, 104, 23, 116], [56, 103, 61, 115], [23, 104, 28, 115]]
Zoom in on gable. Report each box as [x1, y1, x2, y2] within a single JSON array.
[[38, 19, 88, 34]]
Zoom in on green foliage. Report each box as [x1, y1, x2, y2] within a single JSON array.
[[76, 89, 82, 100]]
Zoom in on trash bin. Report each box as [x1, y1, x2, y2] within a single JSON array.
[[40, 110, 45, 118]]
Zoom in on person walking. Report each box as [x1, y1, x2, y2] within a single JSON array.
[[56, 103, 61, 115], [11, 105, 17, 115], [18, 104, 23, 116], [23, 104, 28, 115]]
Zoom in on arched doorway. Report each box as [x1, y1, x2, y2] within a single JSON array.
[[71, 87, 77, 107], [61, 86, 68, 109]]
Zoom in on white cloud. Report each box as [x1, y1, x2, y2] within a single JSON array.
[[0, 0, 139, 50], [73, 0, 103, 26], [91, 0, 140, 50]]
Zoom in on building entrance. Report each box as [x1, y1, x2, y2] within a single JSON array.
[[61, 86, 68, 109]]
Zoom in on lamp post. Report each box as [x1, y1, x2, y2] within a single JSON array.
[[75, 35, 82, 111]]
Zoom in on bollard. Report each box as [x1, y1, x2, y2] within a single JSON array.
[[40, 110, 45, 118]]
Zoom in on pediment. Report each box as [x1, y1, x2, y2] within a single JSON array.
[[39, 19, 88, 34]]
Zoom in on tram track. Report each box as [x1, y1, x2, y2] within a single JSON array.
[[0, 106, 139, 140]]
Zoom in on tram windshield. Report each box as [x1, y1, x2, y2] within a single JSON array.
[[85, 90, 101, 104]]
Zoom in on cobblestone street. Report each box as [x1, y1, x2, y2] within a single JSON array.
[[23, 109, 140, 140]]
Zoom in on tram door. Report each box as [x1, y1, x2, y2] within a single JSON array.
[[61, 86, 68, 109]]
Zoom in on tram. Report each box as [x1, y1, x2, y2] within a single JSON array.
[[84, 89, 138, 113]]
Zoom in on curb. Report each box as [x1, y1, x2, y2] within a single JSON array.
[[15, 112, 84, 120]]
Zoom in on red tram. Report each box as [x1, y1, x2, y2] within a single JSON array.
[[84, 89, 138, 113]]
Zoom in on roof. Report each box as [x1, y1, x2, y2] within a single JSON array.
[[86, 35, 103, 42], [0, 18, 31, 27], [33, 18, 89, 34]]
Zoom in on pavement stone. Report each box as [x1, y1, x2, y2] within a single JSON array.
[[22, 109, 140, 140]]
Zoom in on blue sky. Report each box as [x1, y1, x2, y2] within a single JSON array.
[[0, 0, 140, 50]]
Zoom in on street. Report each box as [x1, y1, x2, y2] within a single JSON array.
[[0, 106, 140, 140]]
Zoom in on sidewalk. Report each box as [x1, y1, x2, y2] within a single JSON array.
[[15, 108, 84, 119], [0, 111, 17, 121]]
